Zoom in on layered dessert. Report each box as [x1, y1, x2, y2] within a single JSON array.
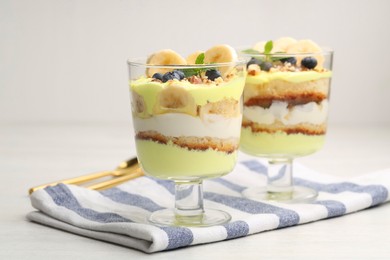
[[129, 45, 246, 179], [240, 38, 332, 157]]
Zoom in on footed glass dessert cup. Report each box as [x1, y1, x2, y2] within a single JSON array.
[[127, 52, 246, 226], [240, 42, 333, 203]]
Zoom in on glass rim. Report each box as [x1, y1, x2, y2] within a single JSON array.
[[127, 57, 248, 69], [238, 46, 334, 57]]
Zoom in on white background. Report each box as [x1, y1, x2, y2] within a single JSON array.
[[1, 0, 390, 125]]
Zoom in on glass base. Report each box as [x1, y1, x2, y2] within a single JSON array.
[[148, 208, 231, 227], [242, 186, 318, 203]]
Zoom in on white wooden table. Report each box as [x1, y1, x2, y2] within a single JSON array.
[[1, 123, 389, 259]]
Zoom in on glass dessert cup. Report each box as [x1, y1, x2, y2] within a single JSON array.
[[240, 49, 333, 203], [127, 58, 246, 226]]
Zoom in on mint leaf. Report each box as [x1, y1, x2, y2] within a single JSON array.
[[179, 53, 216, 77], [195, 53, 205, 64], [242, 48, 261, 55], [179, 68, 199, 77], [264, 41, 273, 54]]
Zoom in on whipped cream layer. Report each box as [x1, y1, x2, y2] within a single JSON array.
[[244, 100, 328, 125], [133, 113, 242, 139]]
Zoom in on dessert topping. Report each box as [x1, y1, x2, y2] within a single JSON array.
[[146, 49, 186, 77], [173, 70, 185, 80], [205, 69, 222, 81], [204, 44, 237, 65], [146, 44, 239, 83], [246, 57, 262, 68], [280, 57, 297, 65], [247, 64, 261, 76], [260, 62, 273, 72], [243, 38, 326, 71], [301, 57, 318, 70], [152, 73, 164, 81], [162, 71, 179, 82], [186, 50, 204, 64]]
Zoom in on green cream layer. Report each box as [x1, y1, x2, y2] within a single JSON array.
[[130, 76, 245, 115], [240, 127, 325, 157], [136, 139, 237, 179], [246, 71, 332, 84]]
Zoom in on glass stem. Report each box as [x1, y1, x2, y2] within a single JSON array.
[[174, 180, 204, 220], [267, 158, 294, 193]]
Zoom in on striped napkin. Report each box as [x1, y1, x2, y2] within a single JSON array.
[[27, 157, 390, 253]]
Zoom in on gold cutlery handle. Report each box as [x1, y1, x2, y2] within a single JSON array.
[[28, 158, 140, 194], [87, 167, 143, 190]]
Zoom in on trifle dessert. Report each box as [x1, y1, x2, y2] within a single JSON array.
[[240, 37, 332, 157], [239, 37, 333, 202], [128, 44, 246, 226], [130, 45, 245, 180], [128, 45, 246, 226]]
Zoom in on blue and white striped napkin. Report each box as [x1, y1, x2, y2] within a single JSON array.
[[27, 157, 390, 253]]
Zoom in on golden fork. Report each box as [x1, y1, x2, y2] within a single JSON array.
[[28, 157, 143, 195]]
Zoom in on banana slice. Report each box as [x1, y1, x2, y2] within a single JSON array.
[[186, 50, 204, 64], [253, 38, 297, 53], [242, 83, 261, 103], [131, 91, 150, 118], [204, 44, 238, 75], [146, 49, 186, 77], [286, 39, 324, 68], [154, 84, 197, 116], [286, 39, 322, 53], [253, 41, 266, 52], [273, 37, 297, 53]]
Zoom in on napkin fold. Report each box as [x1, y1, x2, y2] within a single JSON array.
[[27, 158, 390, 253]]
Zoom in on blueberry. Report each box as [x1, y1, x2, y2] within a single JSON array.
[[173, 70, 185, 80], [301, 57, 317, 69], [246, 57, 262, 68], [280, 57, 297, 65], [152, 73, 164, 81], [205, 69, 222, 81], [260, 62, 273, 72], [162, 72, 177, 82]]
